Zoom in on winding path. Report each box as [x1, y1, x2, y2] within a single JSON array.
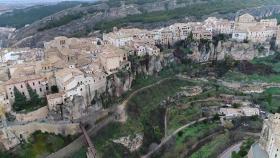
[[142, 117, 210, 158], [218, 142, 243, 158], [47, 76, 205, 158], [47, 77, 175, 158]]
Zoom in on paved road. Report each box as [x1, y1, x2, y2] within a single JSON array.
[[218, 142, 243, 158], [142, 117, 209, 158]]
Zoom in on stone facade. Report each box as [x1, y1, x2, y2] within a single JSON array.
[[232, 13, 278, 43], [259, 113, 280, 158], [0, 122, 80, 150]]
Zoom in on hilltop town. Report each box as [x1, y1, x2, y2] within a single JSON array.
[[0, 12, 280, 158]]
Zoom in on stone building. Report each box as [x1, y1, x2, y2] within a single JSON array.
[[258, 113, 280, 158], [99, 46, 130, 75], [4, 74, 48, 105], [232, 13, 278, 42]]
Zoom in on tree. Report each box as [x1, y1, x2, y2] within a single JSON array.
[[266, 93, 272, 107], [13, 87, 28, 111], [51, 85, 59, 93], [27, 84, 41, 106], [212, 113, 220, 121], [186, 32, 193, 45], [233, 103, 241, 108]]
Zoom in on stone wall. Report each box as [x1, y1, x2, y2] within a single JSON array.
[[7, 122, 80, 140], [13, 106, 48, 122], [0, 121, 80, 150]]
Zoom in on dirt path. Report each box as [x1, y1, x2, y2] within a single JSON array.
[[142, 117, 210, 158], [47, 76, 202, 158], [116, 77, 176, 122], [218, 141, 243, 158], [47, 77, 174, 158]]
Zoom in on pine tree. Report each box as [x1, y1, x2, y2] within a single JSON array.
[[51, 85, 59, 93], [27, 84, 41, 106], [13, 87, 27, 111]]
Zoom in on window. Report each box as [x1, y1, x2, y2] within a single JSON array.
[[21, 85, 23, 88], [80, 88, 82, 91], [38, 81, 41, 84], [33, 82, 35, 86], [22, 92, 24, 95], [39, 88, 42, 92]]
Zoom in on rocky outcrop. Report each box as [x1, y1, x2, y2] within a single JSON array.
[[189, 40, 274, 62], [132, 53, 174, 76], [237, 5, 280, 20], [109, 71, 134, 97]]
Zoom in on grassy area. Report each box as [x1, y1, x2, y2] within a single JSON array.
[[157, 121, 220, 158], [264, 87, 280, 95], [232, 138, 254, 158], [90, 122, 140, 158], [167, 105, 202, 134], [75, 78, 198, 157], [251, 53, 280, 73], [251, 87, 280, 113], [223, 53, 280, 83], [223, 71, 280, 83], [189, 132, 231, 158], [15, 131, 75, 158], [71, 147, 87, 158], [127, 78, 197, 152]]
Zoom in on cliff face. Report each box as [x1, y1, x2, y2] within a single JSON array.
[[189, 41, 273, 62], [107, 71, 134, 97], [237, 5, 280, 19]]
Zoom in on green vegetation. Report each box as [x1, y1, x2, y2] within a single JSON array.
[[161, 121, 220, 158], [51, 85, 59, 93], [93, 0, 280, 32], [71, 147, 87, 158], [167, 105, 202, 134], [13, 85, 47, 112], [232, 138, 254, 158], [223, 52, 280, 83], [0, 2, 80, 28], [190, 132, 231, 158], [15, 131, 75, 158], [250, 87, 280, 113], [127, 78, 196, 152], [38, 13, 85, 31], [89, 122, 141, 158], [223, 71, 280, 83], [78, 78, 199, 157], [251, 53, 280, 73]]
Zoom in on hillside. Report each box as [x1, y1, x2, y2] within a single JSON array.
[[7, 0, 280, 48], [0, 1, 81, 28]]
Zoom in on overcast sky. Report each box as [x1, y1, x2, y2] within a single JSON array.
[[0, 0, 96, 4]]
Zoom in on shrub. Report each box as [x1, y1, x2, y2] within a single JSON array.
[[51, 85, 59, 93]]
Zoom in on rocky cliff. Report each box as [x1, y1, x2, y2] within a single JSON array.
[[189, 40, 274, 62]]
